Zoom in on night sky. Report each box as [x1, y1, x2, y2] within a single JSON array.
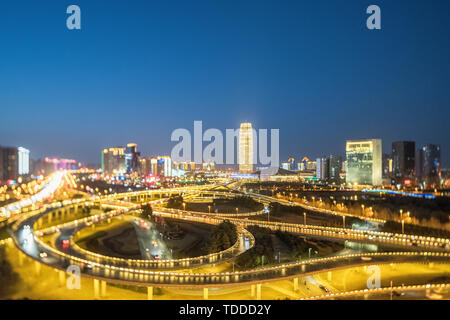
[[1, 0, 449, 166]]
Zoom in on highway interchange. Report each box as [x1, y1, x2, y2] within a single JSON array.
[[2, 171, 449, 300]]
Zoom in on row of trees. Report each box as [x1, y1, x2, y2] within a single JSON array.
[[140, 204, 153, 220], [166, 196, 184, 210], [235, 226, 274, 269], [216, 196, 264, 211], [203, 221, 238, 254]]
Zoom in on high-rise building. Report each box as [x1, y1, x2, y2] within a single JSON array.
[[157, 156, 172, 177], [18, 147, 30, 175], [150, 157, 158, 175], [316, 157, 328, 180], [238, 122, 254, 173], [125, 143, 140, 174], [1, 147, 18, 182], [415, 144, 440, 186], [328, 155, 342, 183], [392, 141, 415, 179], [346, 139, 382, 186], [102, 147, 126, 174], [382, 153, 392, 179], [139, 157, 153, 176]]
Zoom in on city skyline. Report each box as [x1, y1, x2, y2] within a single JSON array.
[[1, 0, 450, 305], [1, 0, 449, 165]]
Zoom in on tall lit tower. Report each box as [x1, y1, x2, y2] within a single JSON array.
[[239, 122, 254, 173]]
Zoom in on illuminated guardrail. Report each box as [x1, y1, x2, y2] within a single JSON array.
[[69, 223, 255, 270], [8, 187, 450, 288], [301, 283, 450, 300]]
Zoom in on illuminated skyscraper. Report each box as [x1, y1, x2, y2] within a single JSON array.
[[316, 157, 328, 180], [238, 122, 254, 173], [346, 139, 382, 186], [125, 143, 140, 174], [18, 147, 30, 175]]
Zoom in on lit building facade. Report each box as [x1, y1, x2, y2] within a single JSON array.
[[102, 147, 126, 174], [346, 139, 382, 186], [125, 143, 140, 174], [238, 122, 254, 173], [151, 156, 172, 177], [316, 157, 328, 180], [18, 147, 30, 176]]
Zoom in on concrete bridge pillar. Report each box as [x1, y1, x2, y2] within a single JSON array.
[[203, 288, 209, 300], [59, 270, 66, 286], [34, 261, 41, 275], [101, 281, 107, 297], [93, 279, 100, 299], [251, 284, 255, 297], [428, 262, 434, 269], [147, 287, 153, 300], [293, 278, 299, 292], [48, 212, 52, 223], [301, 264, 306, 272], [327, 271, 332, 281], [256, 284, 262, 300]]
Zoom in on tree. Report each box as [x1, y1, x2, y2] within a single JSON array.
[[167, 196, 184, 209], [140, 204, 153, 220]]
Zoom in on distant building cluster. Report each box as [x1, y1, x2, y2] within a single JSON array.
[[31, 157, 80, 176], [101, 143, 215, 178], [273, 139, 442, 188]]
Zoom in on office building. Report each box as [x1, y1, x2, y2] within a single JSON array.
[[125, 143, 140, 174], [102, 147, 126, 174], [1, 147, 18, 182], [17, 147, 30, 176], [238, 122, 254, 173], [316, 157, 328, 180], [328, 155, 342, 183], [346, 139, 382, 186], [416, 144, 440, 186], [392, 141, 415, 179]]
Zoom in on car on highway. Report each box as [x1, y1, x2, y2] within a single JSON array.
[[319, 285, 331, 293], [361, 256, 372, 261]]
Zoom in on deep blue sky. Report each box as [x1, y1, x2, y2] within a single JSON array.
[[0, 0, 449, 166]]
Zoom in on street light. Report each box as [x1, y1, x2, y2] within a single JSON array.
[[303, 212, 306, 225], [402, 219, 405, 234], [343, 215, 346, 229]]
